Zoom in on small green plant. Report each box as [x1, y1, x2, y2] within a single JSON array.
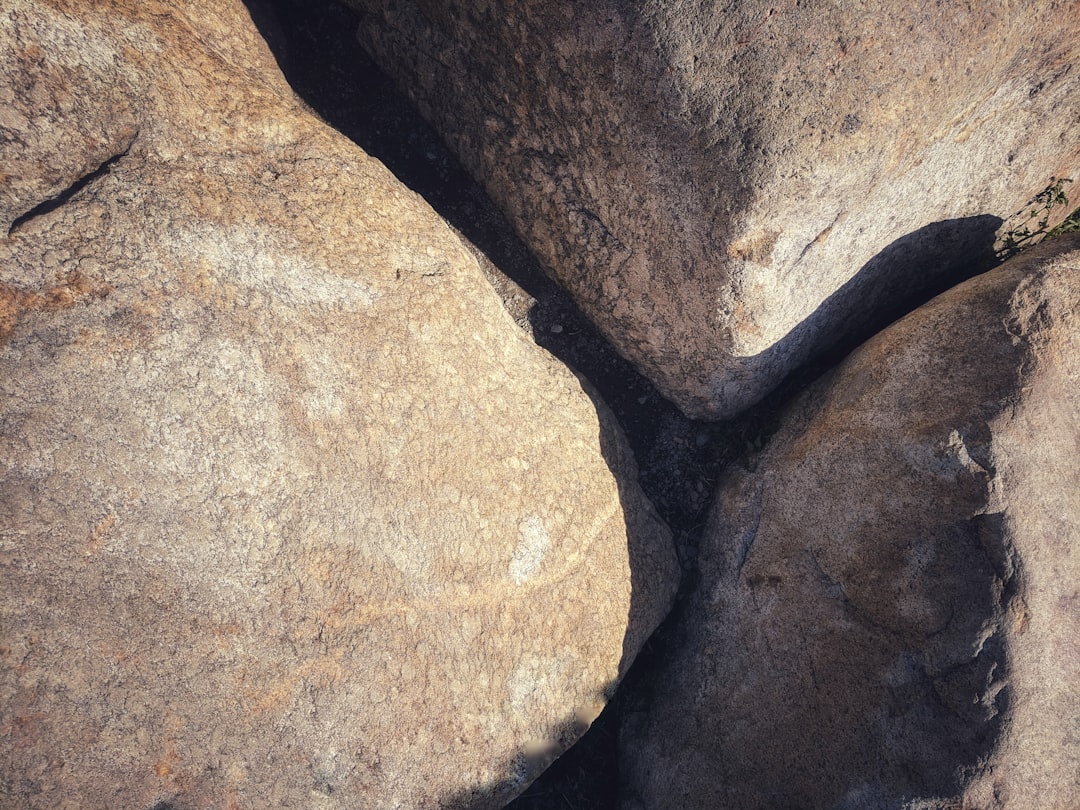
[[1047, 198, 1080, 238], [997, 177, 1078, 259]]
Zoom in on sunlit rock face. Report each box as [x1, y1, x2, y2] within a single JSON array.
[[0, 3, 678, 808], [350, 0, 1080, 418]]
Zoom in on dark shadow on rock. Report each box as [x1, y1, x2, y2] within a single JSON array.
[[433, 680, 620, 809], [619, 243, 1035, 807]]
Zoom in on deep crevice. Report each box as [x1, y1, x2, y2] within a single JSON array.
[[240, 4, 747, 807], [238, 2, 1016, 807], [7, 135, 136, 238]]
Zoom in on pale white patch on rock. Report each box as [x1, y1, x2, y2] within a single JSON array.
[[509, 514, 549, 585], [167, 223, 379, 309], [296, 344, 346, 420], [507, 655, 569, 715]]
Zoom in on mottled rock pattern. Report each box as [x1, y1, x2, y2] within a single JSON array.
[[349, 0, 1080, 418], [621, 235, 1080, 808], [0, 3, 678, 808]]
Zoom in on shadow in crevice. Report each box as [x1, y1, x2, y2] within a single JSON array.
[[243, 2, 691, 808], [241, 2, 1015, 807], [752, 213, 1003, 399], [243, 0, 560, 306], [240, 0, 743, 558]]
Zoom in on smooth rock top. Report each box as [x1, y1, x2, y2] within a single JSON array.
[[621, 234, 1080, 808], [0, 2, 678, 808], [350, 0, 1080, 418]]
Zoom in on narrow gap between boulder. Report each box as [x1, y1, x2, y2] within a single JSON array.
[[239, 1, 1013, 806]]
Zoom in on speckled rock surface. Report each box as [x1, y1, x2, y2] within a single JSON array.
[[0, 3, 679, 808], [620, 235, 1080, 809], [349, 0, 1080, 418]]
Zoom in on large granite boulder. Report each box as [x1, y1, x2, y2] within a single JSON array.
[[349, 0, 1080, 418], [0, 3, 679, 808], [621, 234, 1080, 808]]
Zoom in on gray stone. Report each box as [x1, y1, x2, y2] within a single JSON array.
[[621, 234, 1080, 808], [350, 0, 1080, 418]]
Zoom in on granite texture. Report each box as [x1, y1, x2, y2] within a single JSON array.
[[349, 0, 1080, 418], [621, 234, 1080, 809], [0, 2, 679, 807]]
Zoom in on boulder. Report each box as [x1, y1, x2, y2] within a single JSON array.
[[0, 3, 679, 808], [620, 234, 1080, 808], [349, 0, 1080, 418]]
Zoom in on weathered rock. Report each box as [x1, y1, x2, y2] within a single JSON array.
[[0, 3, 679, 808], [620, 234, 1080, 808], [349, 0, 1080, 418]]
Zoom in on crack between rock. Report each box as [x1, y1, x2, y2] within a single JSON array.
[[732, 476, 764, 579], [7, 132, 138, 238], [734, 502, 762, 578], [805, 547, 847, 600], [796, 211, 842, 263]]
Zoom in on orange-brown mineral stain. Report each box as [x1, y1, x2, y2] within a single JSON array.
[[98, 642, 131, 665], [244, 656, 347, 717], [0, 269, 111, 343], [17, 42, 44, 62], [211, 621, 242, 651], [732, 300, 763, 340], [220, 762, 249, 810], [83, 511, 117, 556], [152, 712, 186, 780], [727, 227, 780, 266], [1010, 596, 1031, 636], [3, 686, 46, 751]]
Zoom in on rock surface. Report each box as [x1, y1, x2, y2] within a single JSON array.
[[620, 235, 1080, 808], [0, 3, 679, 809], [349, 0, 1080, 418]]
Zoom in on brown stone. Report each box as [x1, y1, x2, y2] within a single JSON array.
[[349, 0, 1080, 418], [0, 3, 678, 808], [620, 234, 1080, 808]]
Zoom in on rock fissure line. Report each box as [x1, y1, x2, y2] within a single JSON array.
[[732, 491, 763, 578], [7, 133, 137, 238]]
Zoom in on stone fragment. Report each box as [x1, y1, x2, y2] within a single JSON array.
[[349, 0, 1080, 418], [621, 235, 1080, 808], [0, 3, 678, 808]]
